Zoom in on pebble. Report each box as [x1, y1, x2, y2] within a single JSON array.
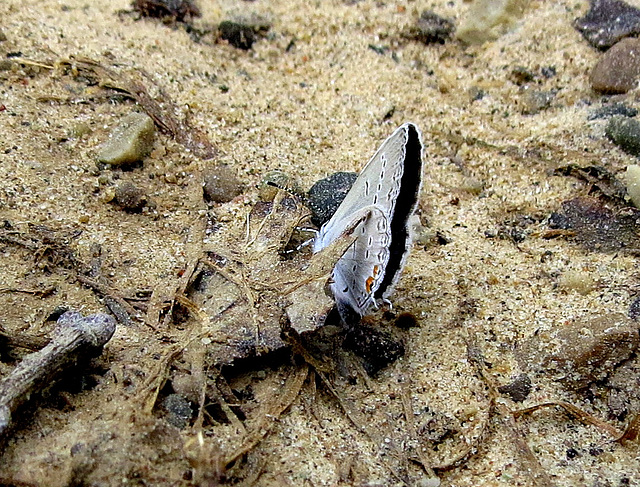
[[202, 165, 244, 203], [574, 0, 640, 50], [459, 175, 484, 194], [258, 170, 303, 201], [497, 374, 532, 402], [218, 15, 271, 50], [541, 66, 557, 78], [587, 102, 638, 120], [113, 181, 146, 211], [160, 394, 193, 429], [517, 313, 639, 390], [456, 0, 527, 44], [0, 29, 6, 42], [68, 122, 92, 139], [605, 115, 640, 156], [468, 86, 486, 101], [557, 269, 597, 295], [307, 171, 357, 227], [590, 37, 640, 94], [628, 296, 640, 320], [404, 10, 455, 45], [625, 164, 640, 207], [97, 112, 155, 166], [520, 88, 555, 115]]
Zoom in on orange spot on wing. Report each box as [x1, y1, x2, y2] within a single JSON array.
[[366, 265, 380, 293]]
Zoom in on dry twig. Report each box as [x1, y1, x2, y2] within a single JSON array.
[[0, 311, 115, 438]]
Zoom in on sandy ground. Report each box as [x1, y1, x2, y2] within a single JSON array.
[[1, 0, 640, 485]]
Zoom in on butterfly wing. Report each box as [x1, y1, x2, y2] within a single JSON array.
[[328, 206, 391, 316], [313, 122, 423, 319], [314, 124, 416, 235]]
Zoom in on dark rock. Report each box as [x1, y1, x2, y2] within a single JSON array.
[[218, 16, 271, 50], [404, 10, 455, 44], [587, 102, 638, 120], [590, 38, 640, 94], [629, 296, 640, 320], [606, 115, 640, 156], [517, 313, 639, 390], [307, 171, 358, 227], [202, 165, 244, 203], [0, 29, 7, 42], [114, 182, 146, 211], [574, 0, 640, 50], [548, 197, 640, 252], [343, 324, 404, 376], [131, 0, 201, 21], [541, 66, 557, 78], [160, 394, 193, 429], [368, 44, 387, 55], [497, 374, 532, 402], [566, 448, 580, 459]]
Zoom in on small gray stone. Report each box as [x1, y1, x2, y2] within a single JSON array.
[[590, 37, 640, 94], [468, 86, 486, 101], [497, 374, 532, 402], [629, 296, 640, 320], [606, 115, 640, 156], [97, 112, 155, 166], [113, 181, 146, 211], [307, 171, 358, 227], [0, 29, 7, 42], [161, 394, 192, 429], [203, 165, 244, 203], [587, 102, 638, 120], [521, 89, 555, 114]]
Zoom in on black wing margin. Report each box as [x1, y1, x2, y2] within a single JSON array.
[[373, 122, 423, 300]]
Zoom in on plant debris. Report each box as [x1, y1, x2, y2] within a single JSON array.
[[553, 163, 628, 202], [0, 311, 115, 439], [131, 0, 201, 22], [547, 197, 640, 253], [16, 56, 217, 160], [516, 313, 639, 390]]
